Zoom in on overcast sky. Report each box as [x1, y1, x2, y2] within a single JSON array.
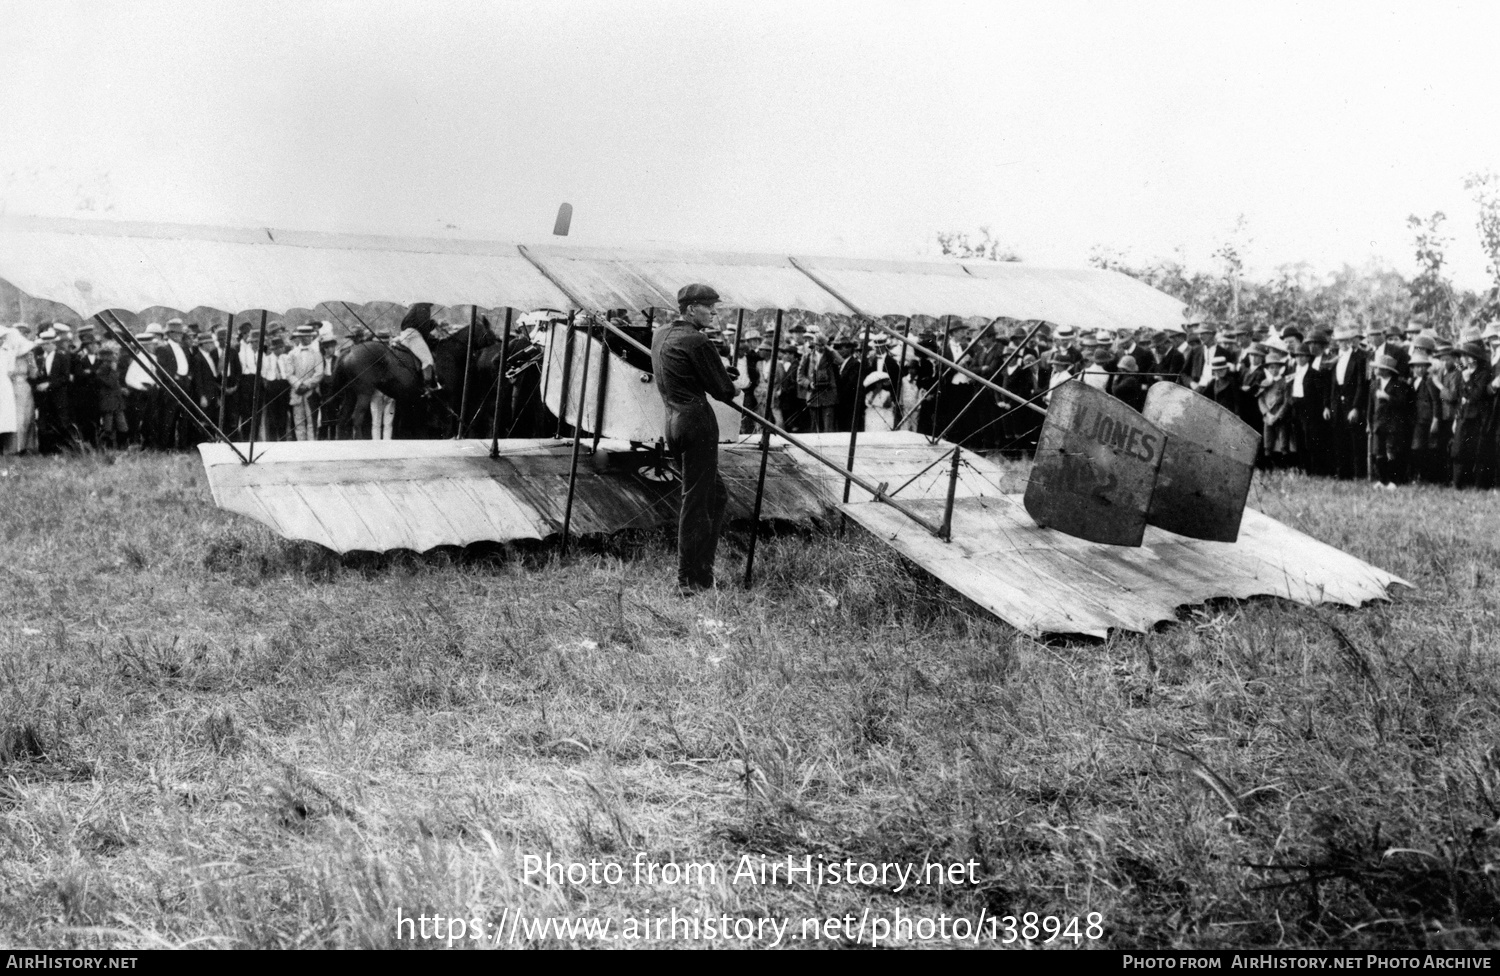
[[2, 0, 1497, 289]]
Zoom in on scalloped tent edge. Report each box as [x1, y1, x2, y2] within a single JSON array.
[[0, 214, 1185, 330]]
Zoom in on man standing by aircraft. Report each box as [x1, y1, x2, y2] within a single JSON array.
[[651, 284, 738, 594]]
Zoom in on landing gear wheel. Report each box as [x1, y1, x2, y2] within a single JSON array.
[[637, 461, 678, 484]]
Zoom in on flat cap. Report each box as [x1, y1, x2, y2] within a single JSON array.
[[677, 283, 721, 306]]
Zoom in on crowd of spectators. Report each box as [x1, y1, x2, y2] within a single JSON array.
[[6, 308, 1500, 492], [0, 317, 350, 454], [723, 311, 1500, 490]]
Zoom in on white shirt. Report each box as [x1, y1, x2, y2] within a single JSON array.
[[947, 339, 970, 384], [1198, 344, 1217, 387], [1292, 362, 1309, 399], [238, 343, 259, 374], [124, 350, 157, 391], [1335, 348, 1352, 385], [43, 350, 56, 377], [165, 339, 189, 376]]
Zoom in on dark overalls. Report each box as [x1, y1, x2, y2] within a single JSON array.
[[651, 320, 737, 589]]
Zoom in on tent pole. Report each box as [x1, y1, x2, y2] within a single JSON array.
[[560, 314, 595, 556], [743, 308, 784, 588], [931, 316, 954, 443], [940, 445, 962, 542], [554, 312, 576, 439], [247, 310, 267, 462], [217, 313, 231, 436], [457, 304, 476, 439], [490, 308, 512, 458], [894, 315, 912, 427], [842, 314, 873, 505], [591, 315, 609, 453]]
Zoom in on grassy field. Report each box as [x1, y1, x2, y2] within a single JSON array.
[[1, 449, 1497, 949]]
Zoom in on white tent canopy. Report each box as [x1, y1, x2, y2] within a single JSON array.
[[0, 214, 1186, 329]]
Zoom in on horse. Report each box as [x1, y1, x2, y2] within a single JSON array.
[[331, 303, 496, 440]]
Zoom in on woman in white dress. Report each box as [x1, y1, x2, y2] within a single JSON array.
[[2, 324, 39, 455]]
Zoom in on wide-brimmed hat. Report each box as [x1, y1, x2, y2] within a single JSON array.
[[1460, 340, 1486, 360], [1117, 355, 1138, 372], [1410, 350, 1432, 366], [1332, 324, 1360, 341], [862, 370, 891, 389]]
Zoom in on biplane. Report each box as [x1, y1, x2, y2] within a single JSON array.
[[0, 215, 1407, 636]]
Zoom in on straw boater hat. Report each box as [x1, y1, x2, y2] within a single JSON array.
[[39, 328, 58, 341], [1210, 354, 1230, 371], [293, 324, 318, 338], [1054, 325, 1077, 341]]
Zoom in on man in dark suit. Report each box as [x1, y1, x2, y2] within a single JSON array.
[[70, 324, 102, 447], [1154, 328, 1185, 387], [1182, 322, 1222, 392], [153, 318, 194, 449], [189, 328, 226, 439], [1117, 327, 1157, 381], [1290, 336, 1331, 475], [1325, 323, 1369, 479], [29, 327, 74, 454]]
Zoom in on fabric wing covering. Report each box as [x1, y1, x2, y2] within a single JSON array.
[[0, 215, 1185, 327]]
